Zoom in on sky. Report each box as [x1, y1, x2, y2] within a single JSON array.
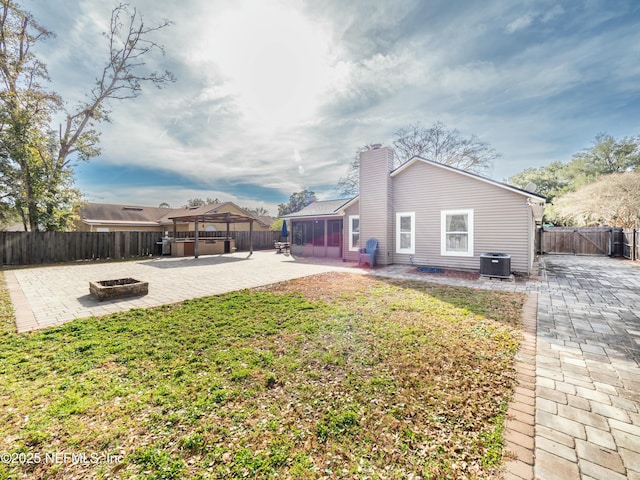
[[23, 0, 640, 215]]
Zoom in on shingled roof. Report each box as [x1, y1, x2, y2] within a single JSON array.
[[79, 203, 171, 226], [283, 198, 355, 218]]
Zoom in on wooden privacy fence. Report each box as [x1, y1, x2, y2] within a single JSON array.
[[540, 227, 638, 260], [0, 231, 159, 266], [0, 230, 282, 266], [232, 231, 280, 251], [621, 228, 639, 261]]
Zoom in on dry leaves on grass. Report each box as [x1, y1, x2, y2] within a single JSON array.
[[0, 272, 526, 479]]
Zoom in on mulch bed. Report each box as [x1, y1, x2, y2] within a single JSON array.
[[413, 267, 481, 280]]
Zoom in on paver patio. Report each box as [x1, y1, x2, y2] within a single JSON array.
[[4, 251, 364, 332]]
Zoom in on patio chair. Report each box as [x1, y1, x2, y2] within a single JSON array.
[[358, 238, 378, 268]]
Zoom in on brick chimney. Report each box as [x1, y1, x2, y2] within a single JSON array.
[[358, 144, 394, 265]]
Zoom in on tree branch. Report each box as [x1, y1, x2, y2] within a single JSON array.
[[58, 3, 174, 165]]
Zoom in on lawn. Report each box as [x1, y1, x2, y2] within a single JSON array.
[[0, 271, 526, 479]]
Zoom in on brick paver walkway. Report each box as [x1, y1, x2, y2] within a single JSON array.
[[534, 256, 640, 480], [4, 252, 640, 478]]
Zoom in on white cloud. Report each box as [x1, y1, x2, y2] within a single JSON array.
[[506, 14, 534, 33], [182, 0, 341, 134], [542, 4, 565, 23], [19, 0, 640, 204], [505, 5, 566, 35]]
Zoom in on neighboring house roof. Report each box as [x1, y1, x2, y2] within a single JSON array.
[[79, 202, 268, 227], [283, 198, 355, 219], [391, 156, 547, 202], [79, 203, 170, 225]]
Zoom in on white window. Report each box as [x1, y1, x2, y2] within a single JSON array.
[[441, 209, 474, 256], [396, 212, 415, 254], [349, 215, 360, 251]]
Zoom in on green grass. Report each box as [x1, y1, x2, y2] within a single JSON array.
[[0, 271, 526, 479]]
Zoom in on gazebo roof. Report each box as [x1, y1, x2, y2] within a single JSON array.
[[167, 211, 255, 224]]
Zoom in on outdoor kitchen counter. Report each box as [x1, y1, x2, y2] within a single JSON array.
[[171, 238, 235, 256]]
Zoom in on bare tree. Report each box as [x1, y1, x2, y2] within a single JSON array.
[[337, 122, 499, 196], [336, 145, 369, 198], [57, 3, 175, 166], [553, 172, 640, 227], [393, 121, 498, 172], [0, 1, 174, 230]]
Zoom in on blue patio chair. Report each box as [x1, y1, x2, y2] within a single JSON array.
[[358, 238, 378, 268]]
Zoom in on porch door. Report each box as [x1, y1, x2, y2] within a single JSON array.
[[327, 219, 343, 258], [313, 220, 326, 256]]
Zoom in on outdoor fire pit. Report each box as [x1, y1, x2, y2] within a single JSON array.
[[89, 278, 148, 302]]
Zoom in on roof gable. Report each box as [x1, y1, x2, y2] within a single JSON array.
[[391, 156, 546, 202]]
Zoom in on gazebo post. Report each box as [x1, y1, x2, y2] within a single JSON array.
[[194, 216, 199, 258], [249, 219, 254, 255], [225, 214, 231, 254]]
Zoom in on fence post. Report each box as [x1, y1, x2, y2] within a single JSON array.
[[609, 228, 615, 257]]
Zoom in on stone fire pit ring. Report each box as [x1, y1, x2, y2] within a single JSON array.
[[89, 278, 149, 302]]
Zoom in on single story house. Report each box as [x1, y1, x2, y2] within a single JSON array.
[[284, 145, 545, 275], [76, 202, 274, 234]]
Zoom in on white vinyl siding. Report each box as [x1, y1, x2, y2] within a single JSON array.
[[396, 212, 415, 254], [349, 215, 360, 251], [441, 209, 474, 256]]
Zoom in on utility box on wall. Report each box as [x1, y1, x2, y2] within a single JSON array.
[[480, 252, 511, 278]]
